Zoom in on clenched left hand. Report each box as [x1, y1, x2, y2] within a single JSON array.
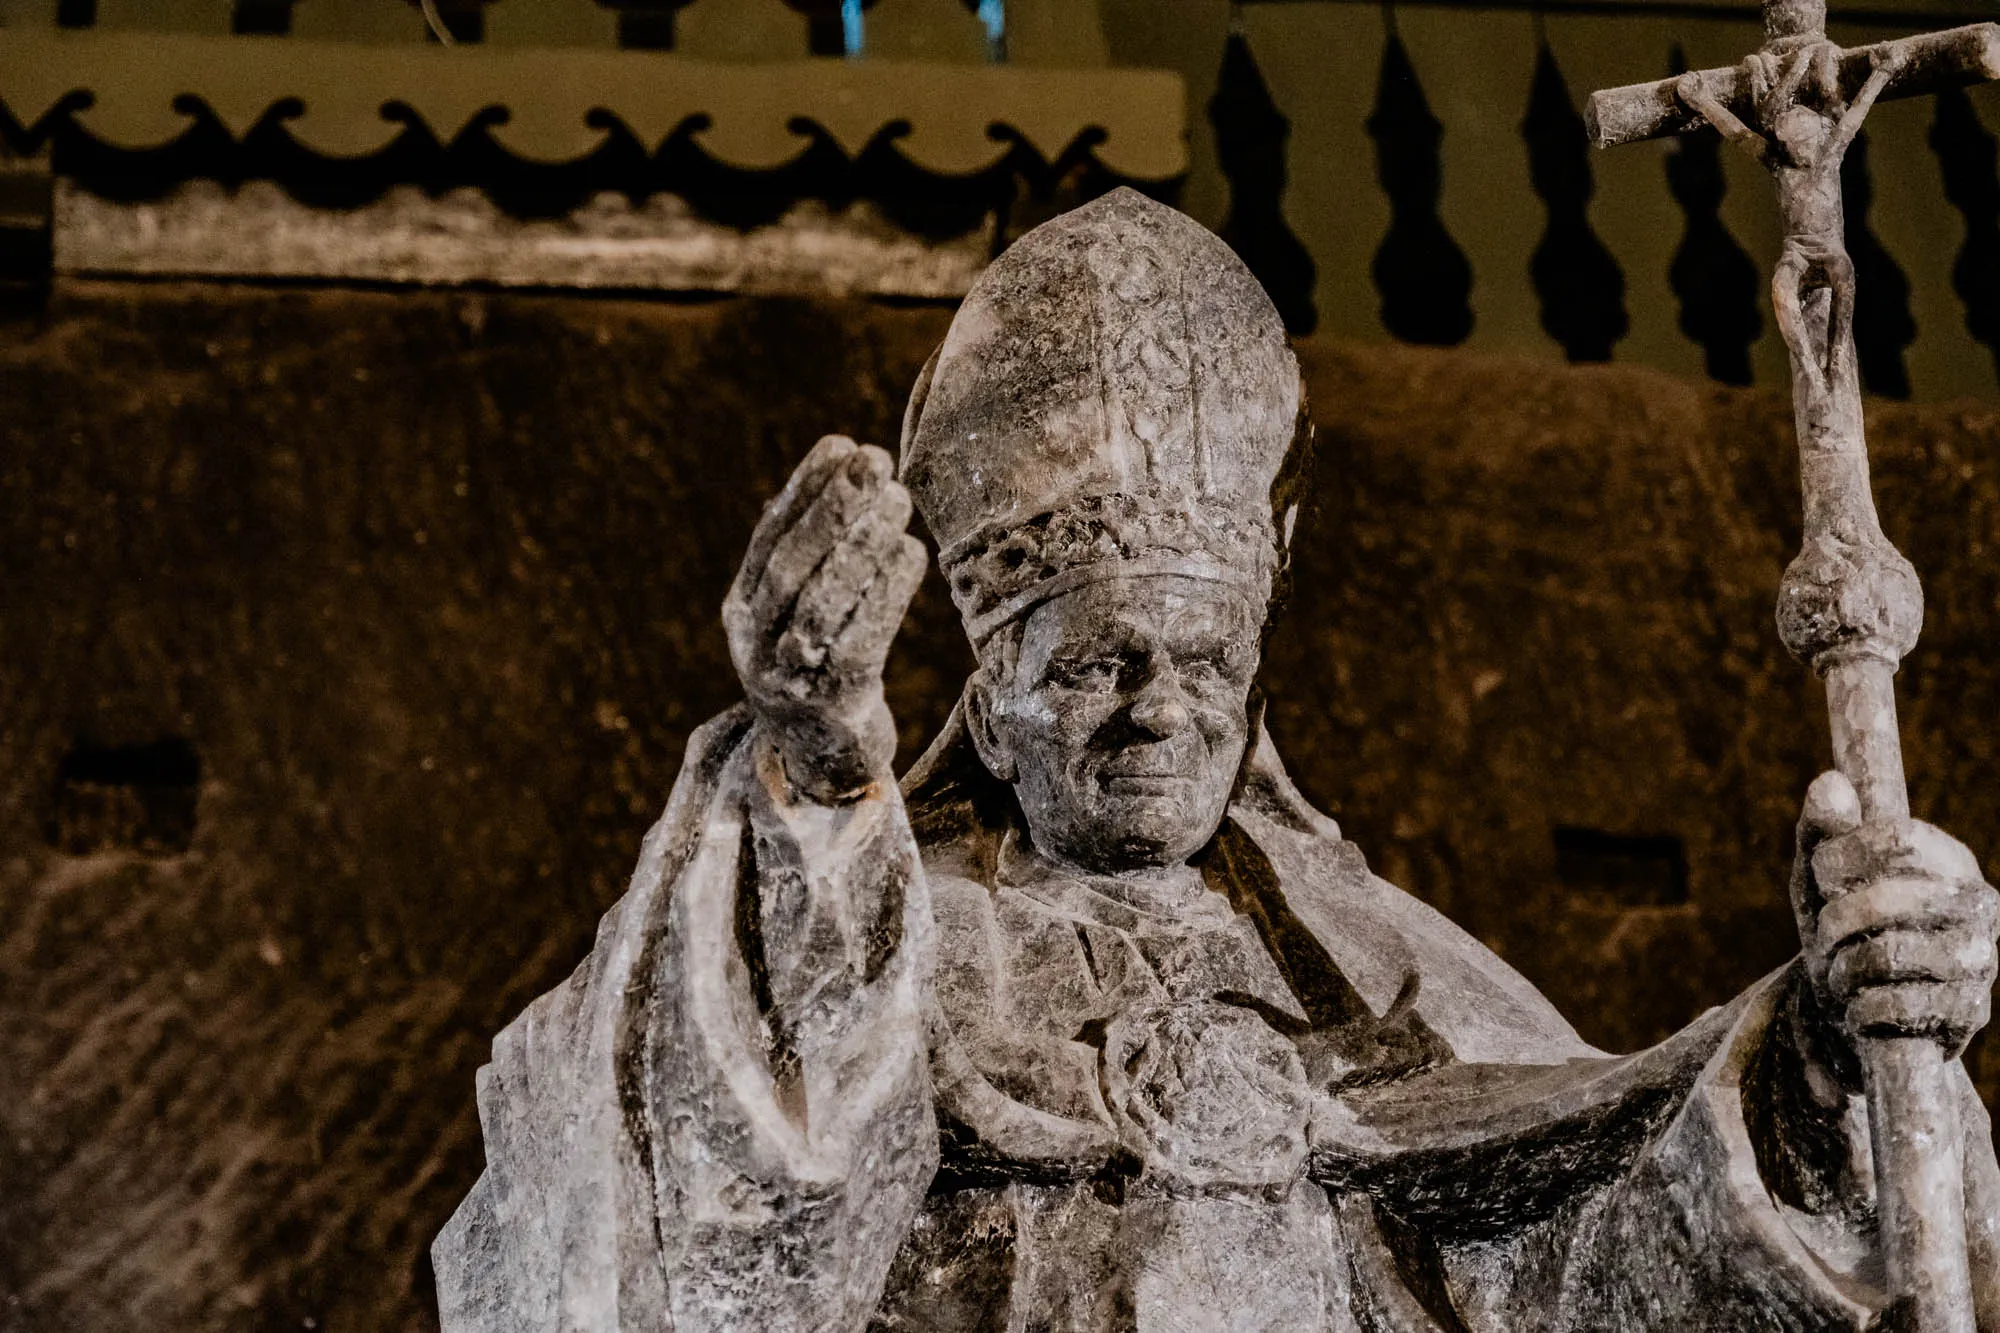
[[1791, 771, 2000, 1087]]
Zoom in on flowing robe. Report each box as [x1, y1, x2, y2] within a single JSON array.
[[434, 699, 2000, 1331]]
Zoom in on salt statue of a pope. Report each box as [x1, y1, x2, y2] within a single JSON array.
[[434, 189, 2000, 1331]]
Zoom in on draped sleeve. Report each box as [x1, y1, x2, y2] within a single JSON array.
[[1552, 972, 2000, 1331], [1321, 967, 2000, 1331], [432, 709, 937, 1333]]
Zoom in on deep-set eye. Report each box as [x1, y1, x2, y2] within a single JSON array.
[[1179, 652, 1242, 688], [1176, 658, 1221, 685], [1050, 657, 1121, 689]]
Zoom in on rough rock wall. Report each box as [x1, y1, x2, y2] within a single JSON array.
[[1, 281, 1996, 1331]]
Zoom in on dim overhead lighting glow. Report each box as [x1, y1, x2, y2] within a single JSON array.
[[979, 0, 1006, 62], [843, 0, 864, 57]]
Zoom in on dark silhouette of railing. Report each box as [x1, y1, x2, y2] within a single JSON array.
[[1933, 84, 2000, 385], [20, 0, 2000, 395], [1522, 40, 1628, 363], [1367, 27, 1475, 346], [1659, 43, 1763, 386], [1224, 2, 2000, 394], [1210, 29, 1317, 335]]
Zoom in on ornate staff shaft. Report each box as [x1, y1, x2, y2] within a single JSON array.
[[1590, 12, 2000, 1330], [1779, 250, 1966, 1333]]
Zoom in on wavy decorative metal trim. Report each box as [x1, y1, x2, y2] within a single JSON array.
[[0, 30, 1186, 178]]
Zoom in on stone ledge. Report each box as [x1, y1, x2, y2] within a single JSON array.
[[54, 180, 995, 297]]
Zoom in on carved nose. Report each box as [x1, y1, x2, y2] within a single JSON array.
[[1128, 682, 1191, 739]]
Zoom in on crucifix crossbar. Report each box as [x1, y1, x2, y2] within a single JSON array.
[[1589, 9, 2000, 1332], [1588, 20, 2000, 150]]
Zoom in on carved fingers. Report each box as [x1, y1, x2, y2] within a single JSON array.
[[724, 435, 927, 802], [738, 439, 882, 647], [729, 438, 917, 690], [1871, 42, 1911, 80], [776, 478, 924, 687], [726, 435, 854, 643], [831, 532, 927, 679], [1676, 67, 1767, 159], [1745, 51, 1775, 104], [1826, 934, 1995, 1039], [1795, 771, 2000, 1059]]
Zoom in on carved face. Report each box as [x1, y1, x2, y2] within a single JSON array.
[[969, 574, 1262, 873]]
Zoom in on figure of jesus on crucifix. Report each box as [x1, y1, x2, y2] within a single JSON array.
[[1673, 0, 1903, 395]]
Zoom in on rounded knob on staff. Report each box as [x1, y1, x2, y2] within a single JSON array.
[[1775, 532, 1924, 670]]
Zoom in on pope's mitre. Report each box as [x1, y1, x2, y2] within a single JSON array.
[[901, 187, 1307, 643]]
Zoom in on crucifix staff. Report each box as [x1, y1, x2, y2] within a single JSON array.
[[1589, 8, 2000, 1330]]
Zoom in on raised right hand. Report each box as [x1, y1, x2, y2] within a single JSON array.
[[724, 435, 928, 803]]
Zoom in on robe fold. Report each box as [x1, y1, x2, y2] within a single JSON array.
[[435, 699, 2000, 1331]]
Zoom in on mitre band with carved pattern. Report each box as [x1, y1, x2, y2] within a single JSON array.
[[900, 187, 1306, 644]]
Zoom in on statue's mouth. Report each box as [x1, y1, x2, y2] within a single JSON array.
[[1095, 739, 1203, 794], [1099, 773, 1191, 794]]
